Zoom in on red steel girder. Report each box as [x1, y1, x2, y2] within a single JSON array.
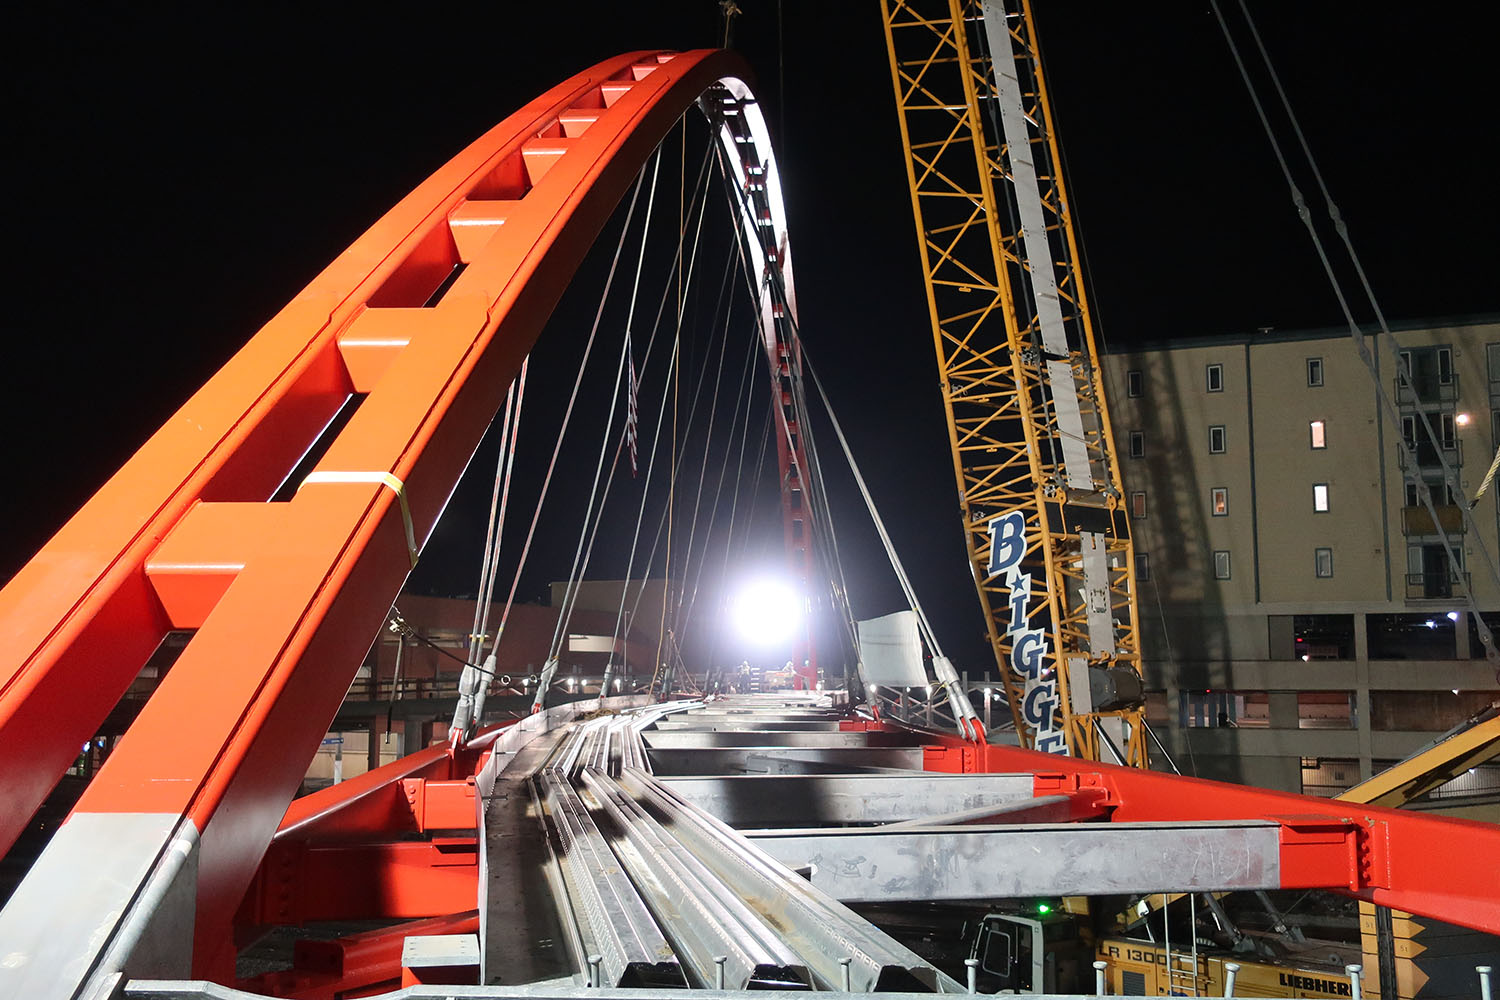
[[918, 732, 1500, 935], [242, 910, 479, 1000]]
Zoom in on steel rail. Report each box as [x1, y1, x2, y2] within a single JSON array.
[[577, 765, 811, 990]]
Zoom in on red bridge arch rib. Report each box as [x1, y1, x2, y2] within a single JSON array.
[[0, 49, 800, 989]]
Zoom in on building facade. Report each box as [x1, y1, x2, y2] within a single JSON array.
[[1104, 317, 1500, 798]]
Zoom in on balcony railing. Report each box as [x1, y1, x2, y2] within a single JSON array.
[[1405, 571, 1471, 601], [1395, 373, 1459, 405], [1402, 504, 1466, 536], [1399, 438, 1461, 471]]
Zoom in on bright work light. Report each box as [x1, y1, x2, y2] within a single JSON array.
[[730, 578, 801, 646]]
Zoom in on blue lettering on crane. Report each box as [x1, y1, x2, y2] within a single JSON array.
[[987, 511, 1067, 755]]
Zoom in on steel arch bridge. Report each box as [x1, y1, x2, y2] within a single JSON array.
[[0, 48, 1496, 999]]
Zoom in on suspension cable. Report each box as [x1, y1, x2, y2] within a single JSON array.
[[1210, 0, 1500, 661], [546, 150, 666, 662], [489, 164, 650, 650], [711, 142, 861, 664], [468, 358, 529, 665], [801, 350, 944, 659], [606, 133, 721, 675], [623, 241, 742, 644], [673, 310, 761, 648], [669, 253, 741, 636], [465, 375, 517, 665]]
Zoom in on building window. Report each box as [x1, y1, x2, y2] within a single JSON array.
[[1128, 430, 1144, 458], [1310, 419, 1327, 449], [1487, 343, 1500, 392], [1209, 425, 1226, 454], [1307, 357, 1324, 387], [1315, 547, 1334, 578], [1213, 550, 1231, 580], [1131, 491, 1147, 519], [1440, 412, 1456, 448], [1206, 363, 1224, 393], [1135, 552, 1150, 582], [1407, 479, 1457, 507], [1313, 483, 1330, 512], [1127, 369, 1143, 397], [1211, 487, 1228, 516]]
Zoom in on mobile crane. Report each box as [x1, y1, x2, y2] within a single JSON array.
[[880, 0, 1148, 766]]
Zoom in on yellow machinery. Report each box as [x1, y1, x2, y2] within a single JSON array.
[[879, 0, 1147, 764]]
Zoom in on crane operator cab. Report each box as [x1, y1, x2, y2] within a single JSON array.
[[969, 911, 1090, 994]]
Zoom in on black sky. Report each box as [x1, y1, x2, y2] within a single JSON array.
[[6, 4, 1496, 674]]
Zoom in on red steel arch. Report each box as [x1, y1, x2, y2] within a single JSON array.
[[0, 49, 802, 988]]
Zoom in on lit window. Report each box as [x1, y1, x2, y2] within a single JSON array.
[[1211, 487, 1228, 516], [1314, 483, 1330, 512], [1315, 547, 1333, 578], [1307, 357, 1324, 387], [1209, 425, 1226, 454], [1207, 363, 1224, 393], [1213, 550, 1231, 580], [1131, 491, 1147, 519], [1129, 430, 1144, 458], [1310, 420, 1326, 449], [1135, 552, 1150, 582], [1127, 369, 1143, 397]]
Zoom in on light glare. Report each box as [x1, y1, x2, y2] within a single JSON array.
[[730, 578, 801, 646]]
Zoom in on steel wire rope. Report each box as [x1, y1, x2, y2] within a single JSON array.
[[669, 309, 762, 652], [666, 248, 744, 640], [707, 142, 862, 673], [545, 148, 668, 663], [801, 350, 945, 660], [468, 359, 530, 666], [549, 131, 722, 683], [547, 144, 717, 673], [703, 411, 774, 676], [1209, 0, 1500, 662], [620, 247, 745, 655], [603, 133, 723, 683], [488, 159, 652, 654], [465, 378, 515, 664]]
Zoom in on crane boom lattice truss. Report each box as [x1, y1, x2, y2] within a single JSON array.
[[881, 0, 1147, 765]]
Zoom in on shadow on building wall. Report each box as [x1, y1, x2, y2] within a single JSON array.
[[1129, 359, 1241, 782]]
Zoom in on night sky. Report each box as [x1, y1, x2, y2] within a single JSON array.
[[6, 4, 1496, 676]]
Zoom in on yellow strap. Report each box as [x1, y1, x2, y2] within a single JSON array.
[[301, 470, 418, 567]]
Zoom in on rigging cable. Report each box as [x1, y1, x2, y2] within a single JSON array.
[[672, 306, 761, 649], [546, 149, 667, 663], [467, 358, 530, 665], [668, 248, 743, 638], [604, 132, 722, 683], [488, 159, 651, 658], [553, 132, 721, 692], [1210, 0, 1500, 663], [709, 143, 869, 675]]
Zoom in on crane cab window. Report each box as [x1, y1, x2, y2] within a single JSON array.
[[1206, 363, 1224, 392]]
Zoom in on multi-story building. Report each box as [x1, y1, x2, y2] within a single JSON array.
[[1103, 316, 1500, 802]]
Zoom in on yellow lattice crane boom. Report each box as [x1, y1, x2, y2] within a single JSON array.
[[880, 0, 1148, 766]]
